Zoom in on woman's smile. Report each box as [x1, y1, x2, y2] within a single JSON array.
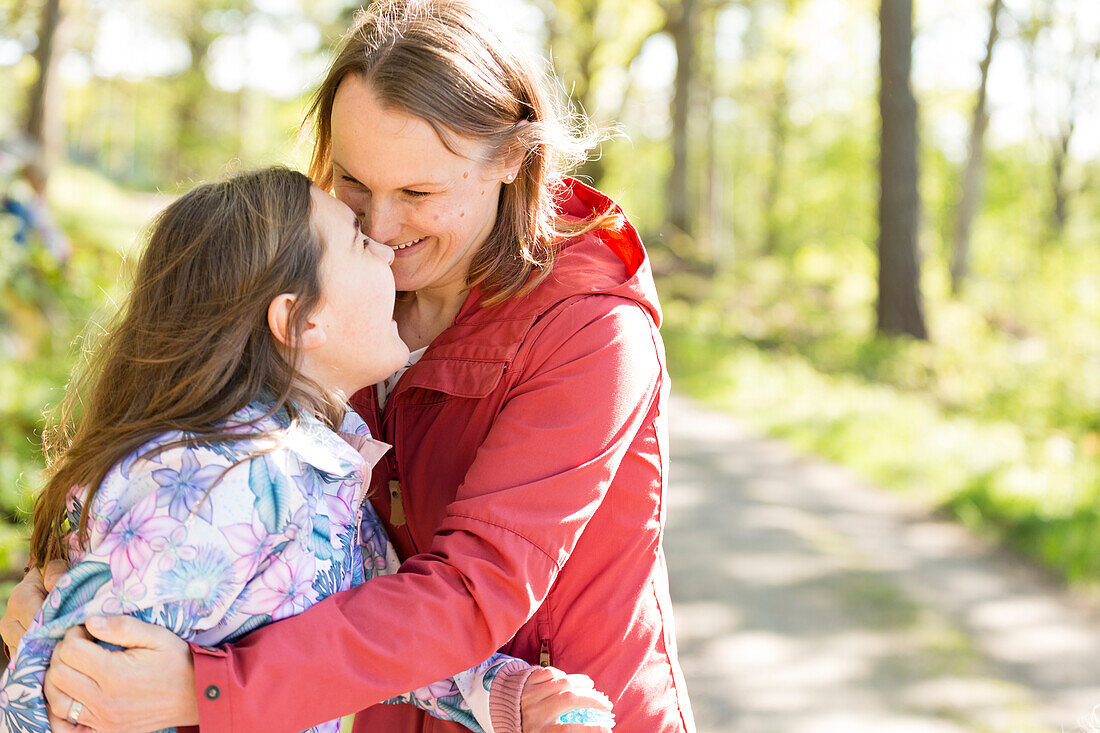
[[389, 235, 428, 254]]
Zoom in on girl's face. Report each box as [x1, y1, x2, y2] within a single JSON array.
[[304, 186, 410, 394], [329, 75, 515, 296]]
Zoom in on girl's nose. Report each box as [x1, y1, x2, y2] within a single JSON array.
[[367, 238, 395, 264]]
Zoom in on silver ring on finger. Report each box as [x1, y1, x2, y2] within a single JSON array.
[[66, 699, 85, 725]]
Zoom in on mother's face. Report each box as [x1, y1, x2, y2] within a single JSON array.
[[329, 74, 513, 295]]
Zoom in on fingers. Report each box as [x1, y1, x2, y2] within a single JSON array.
[[85, 614, 175, 650], [0, 568, 48, 650], [544, 690, 613, 716], [53, 625, 115, 682], [523, 665, 568, 688], [559, 688, 612, 712], [0, 615, 25, 651], [562, 674, 597, 693], [47, 618, 199, 731], [46, 702, 94, 733], [43, 559, 70, 592], [525, 670, 603, 701], [520, 667, 615, 732], [44, 655, 101, 729]]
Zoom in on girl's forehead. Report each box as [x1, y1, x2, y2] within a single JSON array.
[[311, 186, 352, 214]]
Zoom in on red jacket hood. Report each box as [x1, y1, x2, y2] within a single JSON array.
[[418, 178, 662, 375], [538, 177, 661, 324]]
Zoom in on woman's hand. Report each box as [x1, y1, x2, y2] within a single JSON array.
[[43, 615, 199, 733], [0, 559, 67, 650], [520, 667, 614, 732]]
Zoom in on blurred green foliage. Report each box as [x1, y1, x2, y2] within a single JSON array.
[[649, 125, 1100, 580], [0, 0, 1097, 593], [0, 166, 156, 575]]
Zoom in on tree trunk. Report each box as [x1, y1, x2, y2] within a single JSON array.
[[701, 3, 726, 266], [876, 0, 927, 339], [950, 0, 1002, 296], [1045, 24, 1099, 244], [668, 0, 698, 237], [24, 0, 64, 174], [1048, 121, 1073, 241], [762, 49, 792, 255], [173, 31, 211, 180]]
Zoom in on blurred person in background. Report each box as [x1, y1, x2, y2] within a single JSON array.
[[1, 142, 71, 263]]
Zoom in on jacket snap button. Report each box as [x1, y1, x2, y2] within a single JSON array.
[[205, 685, 221, 700]]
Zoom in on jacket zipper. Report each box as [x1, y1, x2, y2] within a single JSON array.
[[537, 620, 552, 667], [353, 472, 371, 545]]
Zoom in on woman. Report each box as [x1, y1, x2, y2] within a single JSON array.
[[0, 167, 611, 733], [2, 1, 695, 730]]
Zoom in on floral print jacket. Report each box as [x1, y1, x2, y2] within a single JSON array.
[[0, 402, 529, 733]]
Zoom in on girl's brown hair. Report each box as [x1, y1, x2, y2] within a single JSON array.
[[306, 0, 623, 306], [31, 166, 342, 564]]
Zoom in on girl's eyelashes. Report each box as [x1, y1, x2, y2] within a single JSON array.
[[403, 189, 431, 198]]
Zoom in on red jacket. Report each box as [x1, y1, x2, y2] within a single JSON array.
[[192, 179, 695, 733]]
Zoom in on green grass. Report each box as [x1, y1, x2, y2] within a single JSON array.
[[659, 252, 1100, 584]]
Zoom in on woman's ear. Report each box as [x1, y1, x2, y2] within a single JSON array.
[[500, 123, 528, 184], [267, 294, 327, 350]]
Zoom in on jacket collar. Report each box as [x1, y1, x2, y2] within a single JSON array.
[[233, 401, 390, 479]]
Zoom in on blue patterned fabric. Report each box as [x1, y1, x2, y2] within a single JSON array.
[[0, 401, 522, 732]]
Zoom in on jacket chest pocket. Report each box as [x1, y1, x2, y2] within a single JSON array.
[[400, 358, 508, 400]]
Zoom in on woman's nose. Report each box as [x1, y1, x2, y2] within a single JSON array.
[[363, 199, 401, 245]]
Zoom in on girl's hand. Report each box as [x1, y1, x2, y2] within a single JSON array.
[[43, 615, 199, 732], [0, 559, 67, 650], [520, 666, 614, 732]]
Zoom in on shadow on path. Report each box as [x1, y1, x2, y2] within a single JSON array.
[[665, 395, 1100, 733]]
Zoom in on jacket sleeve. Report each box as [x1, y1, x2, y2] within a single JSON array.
[[0, 447, 280, 733], [193, 296, 663, 731]]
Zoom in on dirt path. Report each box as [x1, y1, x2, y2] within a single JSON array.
[[665, 394, 1100, 733]]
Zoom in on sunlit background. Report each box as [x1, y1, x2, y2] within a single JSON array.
[[0, 0, 1098, 726]]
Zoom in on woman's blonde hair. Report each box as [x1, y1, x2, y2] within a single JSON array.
[[31, 167, 343, 563], [306, 0, 623, 305]]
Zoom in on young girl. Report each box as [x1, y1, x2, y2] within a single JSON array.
[[0, 167, 613, 733]]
